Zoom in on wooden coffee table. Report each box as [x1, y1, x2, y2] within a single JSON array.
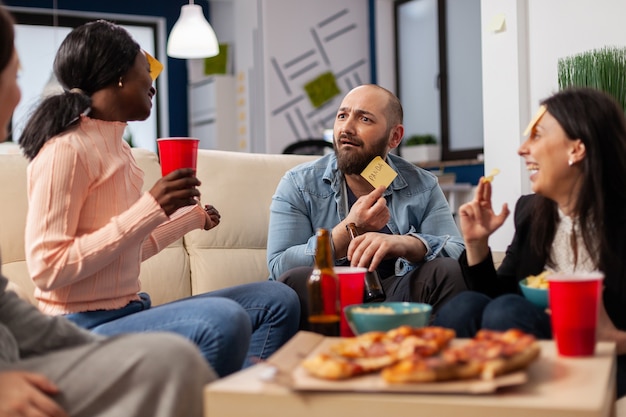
[[204, 332, 616, 417]]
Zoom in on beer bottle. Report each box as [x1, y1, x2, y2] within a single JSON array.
[[307, 228, 340, 336], [346, 223, 386, 303]]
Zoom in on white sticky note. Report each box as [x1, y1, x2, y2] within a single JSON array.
[[488, 14, 506, 33]]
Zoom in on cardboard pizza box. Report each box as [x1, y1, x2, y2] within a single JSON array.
[[204, 331, 616, 417]]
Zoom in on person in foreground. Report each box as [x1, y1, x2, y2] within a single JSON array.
[[433, 87, 626, 397], [268, 84, 466, 327], [0, 6, 215, 417], [18, 20, 299, 378]]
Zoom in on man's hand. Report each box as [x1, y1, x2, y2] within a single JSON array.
[[347, 234, 426, 271], [345, 186, 390, 232], [0, 371, 68, 417], [149, 168, 201, 216], [332, 186, 390, 259]]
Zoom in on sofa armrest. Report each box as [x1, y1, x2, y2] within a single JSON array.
[[492, 251, 505, 269]]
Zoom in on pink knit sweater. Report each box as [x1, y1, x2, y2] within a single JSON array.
[[25, 117, 205, 315]]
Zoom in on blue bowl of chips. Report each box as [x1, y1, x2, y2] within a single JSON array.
[[519, 277, 549, 309], [344, 302, 432, 335]]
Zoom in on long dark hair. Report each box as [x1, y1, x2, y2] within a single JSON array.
[[19, 20, 140, 160], [0, 4, 14, 73], [530, 87, 626, 278]]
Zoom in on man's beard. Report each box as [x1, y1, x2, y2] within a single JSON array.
[[335, 134, 389, 175]]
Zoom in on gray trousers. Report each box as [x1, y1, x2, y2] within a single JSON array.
[[278, 257, 467, 330], [6, 333, 216, 417]]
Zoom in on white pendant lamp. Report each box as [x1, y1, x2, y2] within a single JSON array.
[[167, 1, 219, 59]]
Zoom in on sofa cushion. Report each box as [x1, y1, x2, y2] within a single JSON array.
[[0, 153, 35, 304], [185, 150, 318, 294]]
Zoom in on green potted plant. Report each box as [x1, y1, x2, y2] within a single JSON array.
[[401, 134, 440, 163], [558, 46, 626, 113]]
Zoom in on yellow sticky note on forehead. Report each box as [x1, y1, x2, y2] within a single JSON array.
[[144, 51, 163, 81], [523, 104, 547, 136], [361, 156, 398, 188]]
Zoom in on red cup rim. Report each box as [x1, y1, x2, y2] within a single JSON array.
[[157, 137, 199, 142], [547, 271, 604, 282], [334, 266, 368, 274]]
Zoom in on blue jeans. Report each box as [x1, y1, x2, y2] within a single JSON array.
[[433, 291, 552, 339], [279, 258, 466, 330], [65, 281, 300, 377]]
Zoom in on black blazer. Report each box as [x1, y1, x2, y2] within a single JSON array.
[[459, 194, 546, 298], [460, 193, 626, 331]]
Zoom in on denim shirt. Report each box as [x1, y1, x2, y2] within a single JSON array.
[[267, 153, 464, 280]]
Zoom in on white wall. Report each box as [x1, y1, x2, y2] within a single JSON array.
[[480, 0, 530, 251], [481, 0, 626, 250], [527, 0, 626, 109]]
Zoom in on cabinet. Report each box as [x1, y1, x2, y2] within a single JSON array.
[[188, 75, 237, 151]]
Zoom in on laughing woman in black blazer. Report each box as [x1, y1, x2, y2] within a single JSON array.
[[434, 87, 626, 398]]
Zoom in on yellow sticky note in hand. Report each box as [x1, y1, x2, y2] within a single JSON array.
[[360, 156, 398, 188], [144, 50, 163, 81], [523, 105, 547, 136]]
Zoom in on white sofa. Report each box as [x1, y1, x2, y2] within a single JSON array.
[[0, 144, 316, 306]]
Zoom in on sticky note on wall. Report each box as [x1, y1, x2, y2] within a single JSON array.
[[488, 14, 506, 33]]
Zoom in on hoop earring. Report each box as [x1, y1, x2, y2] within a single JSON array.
[[118, 77, 123, 88]]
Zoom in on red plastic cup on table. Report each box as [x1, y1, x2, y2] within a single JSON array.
[[156, 137, 199, 176], [547, 271, 604, 357], [335, 266, 367, 337]]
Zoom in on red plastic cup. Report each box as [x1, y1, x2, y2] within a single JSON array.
[[156, 137, 199, 176], [548, 271, 604, 357], [335, 266, 366, 337]]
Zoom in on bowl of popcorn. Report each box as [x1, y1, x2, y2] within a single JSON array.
[[344, 302, 432, 335], [519, 271, 549, 309]]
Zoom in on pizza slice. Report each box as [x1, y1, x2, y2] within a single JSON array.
[[471, 329, 541, 379], [381, 354, 482, 383], [330, 326, 455, 360], [300, 352, 366, 380], [303, 326, 456, 380], [381, 328, 540, 383]]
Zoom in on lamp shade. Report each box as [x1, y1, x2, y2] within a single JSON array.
[[167, 4, 219, 59]]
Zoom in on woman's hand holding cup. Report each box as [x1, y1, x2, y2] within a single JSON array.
[[150, 168, 201, 216]]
